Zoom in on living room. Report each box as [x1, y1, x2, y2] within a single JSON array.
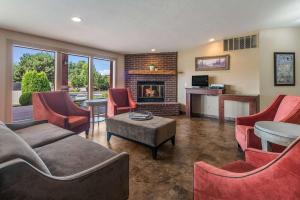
[[0, 1, 300, 200]]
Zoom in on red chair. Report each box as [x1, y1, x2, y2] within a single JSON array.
[[107, 88, 137, 117], [32, 91, 90, 136], [236, 95, 300, 152], [194, 137, 300, 200]]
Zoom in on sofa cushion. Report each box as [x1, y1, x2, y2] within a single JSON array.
[[15, 123, 75, 148], [35, 135, 117, 176], [274, 96, 300, 122], [68, 116, 89, 129], [0, 125, 50, 174]]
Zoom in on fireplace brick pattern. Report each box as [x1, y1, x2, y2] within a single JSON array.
[[125, 52, 179, 115]]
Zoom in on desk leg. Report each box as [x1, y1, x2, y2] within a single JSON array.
[[186, 93, 192, 118], [249, 101, 257, 115], [219, 98, 225, 123], [261, 139, 272, 151]]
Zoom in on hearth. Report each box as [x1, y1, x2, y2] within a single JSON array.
[[137, 81, 165, 102]]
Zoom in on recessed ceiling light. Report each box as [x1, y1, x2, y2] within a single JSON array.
[[71, 17, 82, 22], [209, 38, 215, 42], [151, 49, 156, 52]]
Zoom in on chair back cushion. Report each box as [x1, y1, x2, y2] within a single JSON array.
[[274, 96, 300, 122], [41, 91, 68, 115], [0, 123, 50, 174], [110, 89, 129, 107]]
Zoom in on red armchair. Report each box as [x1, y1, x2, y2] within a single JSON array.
[[107, 88, 137, 117], [236, 95, 300, 152], [194, 137, 300, 200], [32, 91, 90, 136]]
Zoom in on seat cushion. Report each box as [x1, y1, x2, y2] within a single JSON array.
[[274, 96, 300, 122], [68, 116, 89, 129], [35, 135, 117, 176], [117, 106, 131, 114], [222, 160, 256, 173], [0, 124, 50, 174], [15, 123, 75, 148]]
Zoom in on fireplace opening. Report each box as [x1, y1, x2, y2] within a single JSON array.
[[137, 81, 165, 102]]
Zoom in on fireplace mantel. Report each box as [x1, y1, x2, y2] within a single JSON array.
[[128, 69, 176, 75]]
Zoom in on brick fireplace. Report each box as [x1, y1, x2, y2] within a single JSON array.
[[125, 52, 180, 116]]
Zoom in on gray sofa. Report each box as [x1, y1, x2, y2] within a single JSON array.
[[0, 120, 129, 200]]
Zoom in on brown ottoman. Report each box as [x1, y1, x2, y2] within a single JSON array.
[[106, 113, 176, 159]]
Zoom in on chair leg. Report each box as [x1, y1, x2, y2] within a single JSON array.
[[85, 129, 89, 138], [237, 143, 243, 152]]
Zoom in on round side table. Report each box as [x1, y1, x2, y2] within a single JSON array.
[[85, 99, 108, 134], [254, 121, 300, 151]]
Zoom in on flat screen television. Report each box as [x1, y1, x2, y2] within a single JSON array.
[[192, 75, 209, 87]]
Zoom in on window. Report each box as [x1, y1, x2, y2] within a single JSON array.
[[12, 45, 55, 122], [92, 58, 112, 99], [63, 54, 89, 105]]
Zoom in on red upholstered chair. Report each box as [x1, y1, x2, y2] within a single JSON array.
[[32, 91, 90, 136], [107, 88, 137, 117], [236, 95, 300, 152], [194, 137, 300, 200]]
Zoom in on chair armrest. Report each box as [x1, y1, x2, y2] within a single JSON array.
[[5, 120, 48, 131], [66, 98, 90, 117], [245, 148, 279, 168], [0, 153, 129, 200], [194, 160, 290, 200], [127, 88, 137, 109], [46, 111, 68, 128], [245, 127, 262, 150], [236, 95, 285, 126]]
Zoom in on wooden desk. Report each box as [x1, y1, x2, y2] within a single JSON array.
[[186, 88, 225, 117], [219, 94, 259, 123]]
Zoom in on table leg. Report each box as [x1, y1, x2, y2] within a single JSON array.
[[261, 139, 272, 151]]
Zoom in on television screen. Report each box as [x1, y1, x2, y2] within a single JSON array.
[[192, 75, 209, 87]]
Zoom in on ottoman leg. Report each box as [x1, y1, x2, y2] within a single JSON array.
[[107, 132, 112, 142], [171, 136, 175, 146], [151, 148, 158, 160]]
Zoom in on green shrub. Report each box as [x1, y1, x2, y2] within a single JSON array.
[[19, 92, 32, 106], [21, 70, 51, 93]]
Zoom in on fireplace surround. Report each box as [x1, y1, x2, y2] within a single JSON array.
[[125, 52, 180, 116], [137, 81, 165, 102]]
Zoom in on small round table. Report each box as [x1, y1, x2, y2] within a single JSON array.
[[254, 121, 300, 151], [84, 99, 108, 133]]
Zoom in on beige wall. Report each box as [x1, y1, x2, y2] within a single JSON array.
[[259, 27, 300, 109], [0, 29, 125, 122], [178, 40, 260, 119]]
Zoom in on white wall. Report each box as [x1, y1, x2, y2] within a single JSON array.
[[0, 29, 125, 122], [259, 27, 300, 109], [178, 39, 260, 119]]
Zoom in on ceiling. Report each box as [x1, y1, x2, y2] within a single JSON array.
[[0, 0, 300, 54]]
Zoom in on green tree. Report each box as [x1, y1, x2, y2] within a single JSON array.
[[14, 53, 55, 83], [21, 70, 51, 93], [69, 61, 88, 88]]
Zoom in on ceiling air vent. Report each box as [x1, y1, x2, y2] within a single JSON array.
[[223, 34, 258, 51]]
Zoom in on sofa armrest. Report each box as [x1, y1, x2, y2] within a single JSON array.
[[245, 148, 279, 168], [0, 153, 129, 200], [5, 120, 48, 131], [236, 95, 285, 126]]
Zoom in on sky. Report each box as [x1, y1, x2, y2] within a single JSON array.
[[13, 46, 111, 75]]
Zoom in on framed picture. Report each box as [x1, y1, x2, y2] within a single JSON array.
[[274, 52, 295, 86], [195, 55, 230, 71]]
